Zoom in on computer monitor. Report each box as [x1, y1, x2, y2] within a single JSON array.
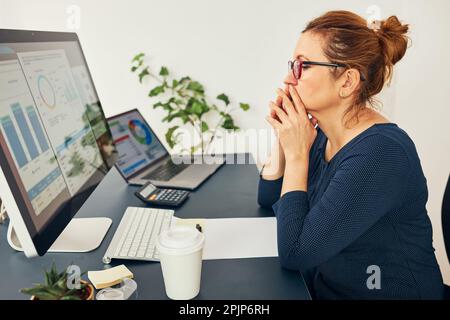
[[0, 29, 118, 257]]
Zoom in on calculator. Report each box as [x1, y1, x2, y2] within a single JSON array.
[[135, 182, 190, 207]]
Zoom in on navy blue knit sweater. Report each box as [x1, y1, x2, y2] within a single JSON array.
[[258, 124, 444, 299]]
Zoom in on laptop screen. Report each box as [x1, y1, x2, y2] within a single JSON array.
[[107, 110, 168, 179]]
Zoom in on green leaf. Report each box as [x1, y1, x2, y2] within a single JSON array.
[[131, 60, 143, 73], [191, 100, 203, 116], [181, 115, 190, 124], [148, 85, 165, 97], [217, 94, 230, 106], [201, 121, 209, 133], [132, 52, 145, 62], [200, 99, 211, 114], [239, 103, 250, 111], [187, 98, 209, 116], [154, 101, 174, 112], [187, 81, 204, 94], [163, 111, 184, 122], [55, 277, 67, 290], [21, 287, 46, 296], [174, 98, 184, 105], [179, 76, 191, 84], [165, 126, 179, 149], [153, 102, 164, 109], [44, 270, 51, 286], [172, 79, 179, 88], [45, 287, 65, 297], [221, 114, 239, 130], [159, 66, 169, 76], [50, 263, 59, 284], [33, 292, 59, 300], [163, 104, 175, 112], [138, 68, 150, 83]]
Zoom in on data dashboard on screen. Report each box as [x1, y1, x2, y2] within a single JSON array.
[[0, 38, 116, 232]]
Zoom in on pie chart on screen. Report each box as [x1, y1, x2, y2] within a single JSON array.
[[128, 119, 152, 145], [37, 75, 56, 109]]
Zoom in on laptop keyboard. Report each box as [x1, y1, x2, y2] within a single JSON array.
[[143, 161, 190, 181]]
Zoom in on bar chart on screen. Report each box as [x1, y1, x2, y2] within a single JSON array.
[[0, 60, 67, 216]]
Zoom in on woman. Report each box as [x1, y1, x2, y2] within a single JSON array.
[[258, 10, 444, 299]]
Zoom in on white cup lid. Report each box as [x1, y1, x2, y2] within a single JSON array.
[[157, 225, 204, 255]]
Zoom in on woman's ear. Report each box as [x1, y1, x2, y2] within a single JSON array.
[[338, 68, 361, 99]]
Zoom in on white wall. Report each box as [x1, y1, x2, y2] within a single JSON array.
[[1, 0, 450, 284]]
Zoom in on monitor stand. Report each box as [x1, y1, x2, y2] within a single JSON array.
[[7, 217, 112, 253]]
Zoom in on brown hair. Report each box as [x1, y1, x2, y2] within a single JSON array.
[[302, 10, 409, 124]]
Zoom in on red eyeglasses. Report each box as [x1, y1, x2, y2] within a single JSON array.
[[288, 59, 347, 80]]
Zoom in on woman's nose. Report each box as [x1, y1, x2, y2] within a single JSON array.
[[283, 71, 298, 86]]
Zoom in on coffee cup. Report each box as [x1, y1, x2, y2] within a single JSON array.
[[156, 225, 205, 300]]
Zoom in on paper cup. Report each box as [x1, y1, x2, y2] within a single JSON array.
[[156, 225, 205, 300]]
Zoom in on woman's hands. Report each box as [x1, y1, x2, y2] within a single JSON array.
[[260, 90, 286, 180], [266, 85, 318, 162], [265, 85, 317, 195]]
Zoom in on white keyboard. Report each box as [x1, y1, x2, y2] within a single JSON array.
[[102, 207, 174, 264]]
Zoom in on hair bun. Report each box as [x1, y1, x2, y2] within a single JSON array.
[[377, 16, 409, 66]]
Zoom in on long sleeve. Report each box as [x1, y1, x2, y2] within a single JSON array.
[[257, 175, 283, 210], [273, 135, 410, 272]]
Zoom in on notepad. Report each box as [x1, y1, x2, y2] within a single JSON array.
[[88, 264, 134, 289], [173, 217, 278, 260]]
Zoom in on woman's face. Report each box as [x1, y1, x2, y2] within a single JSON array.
[[284, 31, 341, 114]]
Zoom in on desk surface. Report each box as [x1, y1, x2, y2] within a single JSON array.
[[0, 154, 310, 300]]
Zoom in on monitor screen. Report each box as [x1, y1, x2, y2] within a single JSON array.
[[107, 109, 168, 179], [0, 30, 117, 253]]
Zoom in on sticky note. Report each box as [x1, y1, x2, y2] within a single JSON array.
[[88, 264, 134, 289]]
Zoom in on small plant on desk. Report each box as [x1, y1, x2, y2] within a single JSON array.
[[20, 263, 94, 300]]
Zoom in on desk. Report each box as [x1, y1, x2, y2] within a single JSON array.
[[0, 153, 311, 300]]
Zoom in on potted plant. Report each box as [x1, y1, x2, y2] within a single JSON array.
[[20, 263, 94, 300], [131, 53, 251, 156]]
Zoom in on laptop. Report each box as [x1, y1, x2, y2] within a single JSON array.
[[107, 109, 224, 189]]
